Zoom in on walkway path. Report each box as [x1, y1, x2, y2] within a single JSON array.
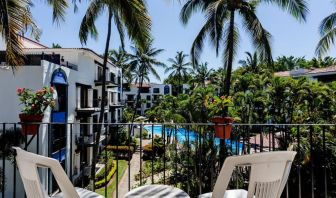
[[114, 139, 150, 198]]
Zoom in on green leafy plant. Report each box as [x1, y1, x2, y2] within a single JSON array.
[[17, 87, 55, 115], [205, 95, 233, 117]]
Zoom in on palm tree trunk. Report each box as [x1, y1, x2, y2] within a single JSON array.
[[179, 77, 182, 94], [220, 10, 235, 165], [223, 10, 235, 98], [129, 70, 144, 142], [90, 8, 113, 189]]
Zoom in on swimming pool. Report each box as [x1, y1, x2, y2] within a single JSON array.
[[144, 125, 243, 154]]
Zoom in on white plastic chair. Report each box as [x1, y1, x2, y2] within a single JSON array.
[[13, 147, 103, 198], [198, 151, 296, 198]]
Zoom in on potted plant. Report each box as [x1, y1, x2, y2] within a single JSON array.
[[205, 95, 234, 139], [17, 87, 55, 135]]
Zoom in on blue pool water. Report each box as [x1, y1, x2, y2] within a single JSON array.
[[144, 125, 243, 154]]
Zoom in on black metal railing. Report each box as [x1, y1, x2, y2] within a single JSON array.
[[0, 123, 335, 198]]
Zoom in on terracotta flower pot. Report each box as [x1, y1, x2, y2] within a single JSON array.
[[211, 116, 234, 139], [19, 114, 43, 136]]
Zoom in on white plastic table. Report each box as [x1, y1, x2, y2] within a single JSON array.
[[124, 184, 190, 198]]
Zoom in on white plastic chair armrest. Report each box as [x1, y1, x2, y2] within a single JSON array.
[[13, 147, 79, 198]]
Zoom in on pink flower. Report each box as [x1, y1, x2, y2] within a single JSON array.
[[17, 88, 23, 94], [220, 96, 225, 100], [50, 87, 54, 92]]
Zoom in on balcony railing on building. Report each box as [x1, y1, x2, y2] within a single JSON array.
[[0, 123, 335, 198]]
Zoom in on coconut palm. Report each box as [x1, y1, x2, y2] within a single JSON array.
[[78, 0, 151, 186], [316, 3, 336, 56], [128, 39, 165, 134], [180, 0, 308, 97], [191, 62, 214, 87], [0, 0, 68, 68], [128, 40, 166, 86], [108, 47, 132, 83], [165, 51, 192, 94]]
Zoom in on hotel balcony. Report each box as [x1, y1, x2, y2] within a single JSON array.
[[0, 123, 335, 198], [94, 76, 119, 88]]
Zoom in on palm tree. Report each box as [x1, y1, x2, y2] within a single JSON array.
[[0, 0, 68, 68], [316, 4, 336, 56], [192, 62, 214, 87], [165, 51, 191, 94], [128, 40, 166, 86], [78, 0, 151, 187], [180, 0, 308, 98], [108, 47, 132, 83], [128, 39, 165, 129], [238, 51, 259, 73]]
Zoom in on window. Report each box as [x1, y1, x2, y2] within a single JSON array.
[[127, 95, 135, 101], [146, 103, 151, 108], [93, 115, 98, 133], [146, 95, 151, 101], [110, 73, 115, 83], [93, 89, 98, 107], [164, 85, 170, 95], [79, 87, 88, 108], [153, 88, 160, 93], [139, 87, 150, 93], [97, 66, 103, 81]]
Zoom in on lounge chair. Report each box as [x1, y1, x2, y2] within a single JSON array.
[[13, 147, 103, 198]]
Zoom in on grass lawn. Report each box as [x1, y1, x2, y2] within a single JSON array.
[[95, 160, 128, 197]]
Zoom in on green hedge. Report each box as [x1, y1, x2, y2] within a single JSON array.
[[143, 143, 164, 160], [95, 159, 114, 181], [95, 161, 117, 189], [106, 145, 135, 153]]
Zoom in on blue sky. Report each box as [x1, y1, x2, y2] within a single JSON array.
[[30, 0, 336, 83]]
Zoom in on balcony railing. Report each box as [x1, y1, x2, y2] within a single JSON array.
[[0, 123, 335, 198]]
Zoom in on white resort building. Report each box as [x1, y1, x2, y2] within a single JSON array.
[[123, 83, 172, 115], [0, 37, 123, 196]]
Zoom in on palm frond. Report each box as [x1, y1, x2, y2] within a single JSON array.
[[46, 0, 68, 24], [319, 12, 336, 35], [261, 0, 308, 21], [223, 21, 239, 65], [116, 0, 152, 50], [79, 0, 103, 44], [315, 28, 336, 56], [206, 0, 228, 55], [240, 4, 273, 64], [0, 0, 29, 69], [190, 19, 212, 67], [113, 14, 125, 49], [180, 0, 207, 25]]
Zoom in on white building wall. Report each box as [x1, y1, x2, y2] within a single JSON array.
[[123, 83, 172, 115], [0, 48, 123, 196]]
